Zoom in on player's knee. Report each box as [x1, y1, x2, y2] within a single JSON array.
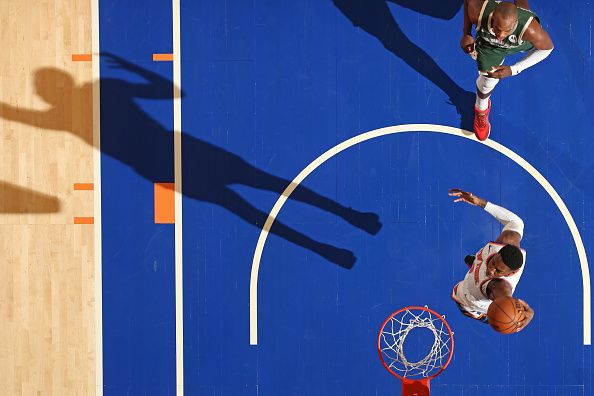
[[476, 74, 499, 94]]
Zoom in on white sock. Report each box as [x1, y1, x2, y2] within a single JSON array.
[[475, 95, 489, 111]]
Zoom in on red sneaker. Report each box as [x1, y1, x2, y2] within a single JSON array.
[[473, 99, 491, 141]]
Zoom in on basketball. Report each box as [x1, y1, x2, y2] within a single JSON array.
[[487, 297, 526, 334]]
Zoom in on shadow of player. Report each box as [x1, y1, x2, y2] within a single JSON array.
[[0, 53, 383, 269], [332, 0, 475, 130], [0, 181, 60, 213]]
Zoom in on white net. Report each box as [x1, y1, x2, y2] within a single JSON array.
[[379, 307, 453, 380]]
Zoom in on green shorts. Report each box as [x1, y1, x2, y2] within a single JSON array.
[[475, 38, 534, 72]]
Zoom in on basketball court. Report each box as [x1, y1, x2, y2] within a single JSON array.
[[1, 0, 592, 395]]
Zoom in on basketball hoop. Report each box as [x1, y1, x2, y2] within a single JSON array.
[[377, 306, 454, 396]]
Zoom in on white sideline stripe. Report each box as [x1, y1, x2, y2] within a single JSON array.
[[249, 124, 591, 346], [91, 0, 104, 393], [172, 0, 184, 394]]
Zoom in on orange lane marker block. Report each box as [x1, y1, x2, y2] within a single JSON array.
[[72, 54, 92, 62], [153, 53, 174, 61], [74, 217, 94, 224], [154, 183, 175, 224], [74, 183, 94, 191]]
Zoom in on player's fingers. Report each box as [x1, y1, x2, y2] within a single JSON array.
[[517, 299, 530, 310], [516, 321, 524, 330], [487, 66, 501, 77]]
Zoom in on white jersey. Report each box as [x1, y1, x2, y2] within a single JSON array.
[[452, 242, 526, 318]]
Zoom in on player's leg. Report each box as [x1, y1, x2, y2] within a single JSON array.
[[472, 73, 498, 141], [472, 44, 507, 140]]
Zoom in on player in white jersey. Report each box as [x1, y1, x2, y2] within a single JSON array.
[[449, 188, 534, 331]]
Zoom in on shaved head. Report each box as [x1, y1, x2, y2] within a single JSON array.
[[494, 2, 518, 23], [492, 2, 518, 40]]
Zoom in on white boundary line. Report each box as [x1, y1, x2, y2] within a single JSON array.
[[249, 124, 591, 346], [172, 0, 184, 394], [91, 0, 104, 393]]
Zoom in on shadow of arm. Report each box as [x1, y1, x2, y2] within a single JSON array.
[[0, 102, 64, 131], [102, 52, 184, 99]]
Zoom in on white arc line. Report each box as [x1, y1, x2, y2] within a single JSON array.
[[249, 124, 591, 346]]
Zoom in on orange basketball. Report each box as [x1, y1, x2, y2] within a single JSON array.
[[487, 297, 526, 334]]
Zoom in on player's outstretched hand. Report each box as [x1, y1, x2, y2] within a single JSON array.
[[448, 188, 487, 207], [516, 299, 534, 332], [487, 65, 513, 79]]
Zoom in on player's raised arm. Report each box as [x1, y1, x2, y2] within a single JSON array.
[[486, 201, 524, 246], [448, 188, 524, 246]]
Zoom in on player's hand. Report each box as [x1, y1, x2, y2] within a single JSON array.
[[487, 65, 513, 79], [516, 299, 534, 332], [448, 188, 487, 207], [460, 34, 476, 56]]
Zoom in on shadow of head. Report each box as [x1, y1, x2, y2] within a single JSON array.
[[34, 68, 76, 106]]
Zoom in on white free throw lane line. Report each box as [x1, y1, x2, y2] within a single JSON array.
[[172, 0, 184, 394], [91, 0, 103, 393], [249, 124, 591, 346]]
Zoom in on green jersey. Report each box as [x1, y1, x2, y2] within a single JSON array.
[[475, 0, 539, 50]]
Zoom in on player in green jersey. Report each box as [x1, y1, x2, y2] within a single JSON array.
[[461, 0, 554, 140]]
